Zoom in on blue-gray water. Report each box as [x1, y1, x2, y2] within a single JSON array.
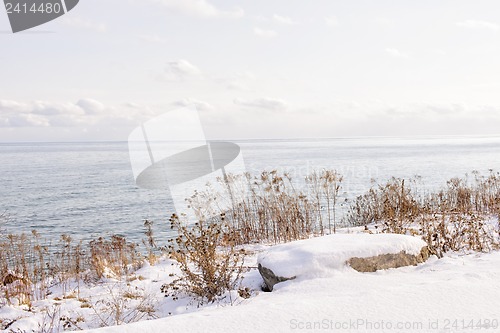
[[0, 136, 499, 243]]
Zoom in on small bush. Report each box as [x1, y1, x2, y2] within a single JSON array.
[[418, 213, 499, 257], [161, 213, 246, 305]]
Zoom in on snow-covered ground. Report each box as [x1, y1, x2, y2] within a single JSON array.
[[2, 230, 500, 333], [92, 252, 500, 333]]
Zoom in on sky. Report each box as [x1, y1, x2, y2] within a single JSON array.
[[1, 0, 500, 142]]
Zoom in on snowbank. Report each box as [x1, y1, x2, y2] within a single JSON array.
[[89, 251, 500, 333]]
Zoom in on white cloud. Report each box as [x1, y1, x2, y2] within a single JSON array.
[[273, 14, 295, 25], [164, 60, 202, 80], [385, 48, 408, 58], [325, 16, 339, 27], [172, 98, 214, 111], [144, 0, 243, 19], [0, 100, 84, 127], [381, 102, 500, 120], [234, 98, 287, 111], [456, 20, 499, 31], [4, 114, 50, 127], [77, 99, 106, 115], [0, 100, 30, 113], [0, 99, 149, 128], [254, 27, 278, 38], [62, 17, 107, 32], [31, 101, 84, 116]]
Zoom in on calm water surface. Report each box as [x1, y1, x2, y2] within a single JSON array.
[[0, 136, 499, 243]]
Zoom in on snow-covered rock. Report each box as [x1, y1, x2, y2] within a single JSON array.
[[257, 233, 428, 290]]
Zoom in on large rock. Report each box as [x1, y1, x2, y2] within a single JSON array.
[[258, 263, 296, 292], [257, 233, 430, 291], [347, 246, 430, 272]]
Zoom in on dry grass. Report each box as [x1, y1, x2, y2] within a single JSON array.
[[0, 229, 146, 307], [89, 235, 142, 280], [181, 169, 500, 256], [343, 171, 500, 256], [185, 169, 345, 245]]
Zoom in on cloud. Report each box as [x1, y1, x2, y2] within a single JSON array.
[[164, 60, 202, 80], [381, 102, 500, 120], [0, 100, 84, 127], [385, 48, 408, 58], [0, 100, 30, 113], [325, 16, 339, 27], [144, 0, 243, 19], [77, 99, 106, 115], [273, 14, 295, 25], [234, 98, 287, 111], [4, 114, 50, 127], [456, 20, 499, 31], [172, 98, 214, 111], [31, 101, 84, 116], [0, 99, 149, 128], [254, 27, 277, 38], [62, 17, 107, 32]]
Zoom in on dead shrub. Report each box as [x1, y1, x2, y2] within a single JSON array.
[[161, 213, 246, 305]]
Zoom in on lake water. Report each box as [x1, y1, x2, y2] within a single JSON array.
[[0, 136, 499, 244]]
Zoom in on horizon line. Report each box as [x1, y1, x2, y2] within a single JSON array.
[[1, 134, 500, 145]]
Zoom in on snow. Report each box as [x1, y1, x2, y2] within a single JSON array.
[[88, 250, 500, 333], [3, 232, 500, 333], [257, 233, 427, 278]]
